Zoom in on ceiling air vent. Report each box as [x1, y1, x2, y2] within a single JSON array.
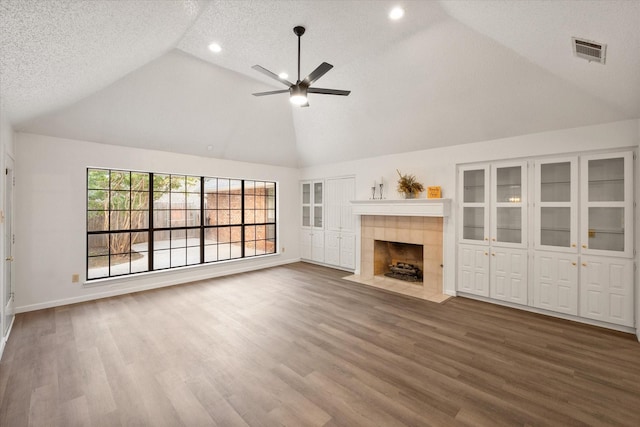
[[572, 37, 606, 64]]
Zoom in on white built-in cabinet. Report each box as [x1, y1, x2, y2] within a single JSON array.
[[531, 157, 580, 315], [458, 150, 635, 329], [301, 177, 356, 270], [458, 161, 529, 305], [301, 181, 325, 263], [324, 177, 356, 270]]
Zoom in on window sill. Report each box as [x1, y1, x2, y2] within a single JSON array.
[[83, 252, 280, 288]]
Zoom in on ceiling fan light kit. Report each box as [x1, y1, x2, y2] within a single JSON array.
[[252, 26, 351, 107], [289, 85, 308, 105]]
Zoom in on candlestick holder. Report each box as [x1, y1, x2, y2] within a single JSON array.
[[370, 186, 376, 200], [379, 183, 384, 200]]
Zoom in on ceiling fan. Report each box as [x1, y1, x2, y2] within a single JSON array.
[[252, 26, 351, 107]]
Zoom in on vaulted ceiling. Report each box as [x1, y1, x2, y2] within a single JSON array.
[[1, 0, 639, 167]]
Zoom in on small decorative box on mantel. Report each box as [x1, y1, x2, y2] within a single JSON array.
[[427, 186, 441, 199]]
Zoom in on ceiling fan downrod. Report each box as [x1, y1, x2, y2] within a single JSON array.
[[293, 26, 305, 84]]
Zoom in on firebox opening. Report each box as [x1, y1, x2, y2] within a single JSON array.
[[374, 240, 424, 284]]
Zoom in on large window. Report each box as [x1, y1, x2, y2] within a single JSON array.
[[87, 169, 277, 280]]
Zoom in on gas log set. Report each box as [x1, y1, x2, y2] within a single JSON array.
[[384, 262, 423, 282]]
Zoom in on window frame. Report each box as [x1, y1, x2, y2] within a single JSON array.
[[86, 168, 277, 281]]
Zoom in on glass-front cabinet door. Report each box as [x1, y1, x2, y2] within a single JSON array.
[[534, 157, 577, 252], [491, 161, 527, 248], [313, 181, 323, 228], [301, 182, 311, 227], [301, 180, 324, 229], [459, 165, 489, 244], [580, 152, 633, 257]]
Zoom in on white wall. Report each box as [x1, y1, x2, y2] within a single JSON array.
[[637, 119, 640, 340], [301, 119, 640, 297], [14, 133, 301, 312]]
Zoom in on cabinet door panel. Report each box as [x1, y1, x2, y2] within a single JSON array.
[[311, 231, 324, 263], [340, 233, 356, 270], [302, 206, 311, 227], [301, 231, 312, 260], [579, 256, 633, 326], [324, 231, 340, 265], [539, 282, 553, 306], [533, 253, 578, 315], [490, 248, 527, 305], [459, 165, 489, 244], [458, 245, 489, 296], [580, 152, 633, 257], [534, 158, 577, 252], [494, 275, 507, 299], [325, 179, 341, 231], [302, 183, 311, 204], [460, 270, 473, 293], [340, 178, 356, 233], [491, 161, 527, 248]]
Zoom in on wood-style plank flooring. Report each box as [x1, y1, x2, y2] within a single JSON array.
[[1, 262, 639, 426]]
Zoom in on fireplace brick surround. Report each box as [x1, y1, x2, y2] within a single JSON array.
[[360, 215, 443, 288]]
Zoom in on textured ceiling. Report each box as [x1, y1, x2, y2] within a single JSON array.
[[2, 0, 639, 167], [0, 0, 206, 122]]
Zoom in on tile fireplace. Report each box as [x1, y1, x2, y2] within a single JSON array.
[[347, 199, 450, 302]]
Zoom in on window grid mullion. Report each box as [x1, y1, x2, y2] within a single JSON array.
[[149, 172, 155, 272], [241, 180, 245, 259]]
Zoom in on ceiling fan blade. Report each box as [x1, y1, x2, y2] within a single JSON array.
[[252, 89, 290, 96], [302, 62, 333, 86], [252, 65, 293, 87], [307, 88, 351, 96]]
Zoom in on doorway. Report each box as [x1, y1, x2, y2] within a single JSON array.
[[3, 155, 14, 339]]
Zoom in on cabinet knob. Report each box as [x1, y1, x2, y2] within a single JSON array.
[[582, 262, 587, 267], [492, 238, 496, 241], [571, 243, 576, 248], [484, 237, 489, 241], [484, 252, 488, 256], [582, 244, 587, 249], [491, 253, 495, 256], [572, 262, 576, 266]]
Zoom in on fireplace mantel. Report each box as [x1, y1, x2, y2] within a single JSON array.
[[350, 198, 450, 217]]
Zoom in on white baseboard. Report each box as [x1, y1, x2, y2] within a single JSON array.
[[300, 259, 356, 273], [458, 292, 636, 335], [15, 258, 300, 314], [0, 315, 15, 361]]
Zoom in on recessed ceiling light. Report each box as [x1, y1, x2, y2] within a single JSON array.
[[278, 72, 288, 80], [389, 6, 404, 20], [208, 42, 222, 53]]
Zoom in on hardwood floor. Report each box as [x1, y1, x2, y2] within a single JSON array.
[[1, 262, 639, 426]]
